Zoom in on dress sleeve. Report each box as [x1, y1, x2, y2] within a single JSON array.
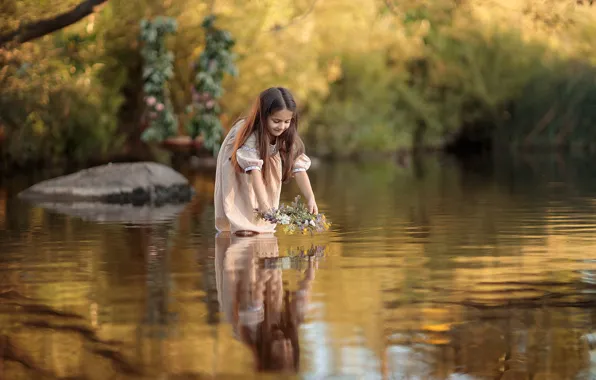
[[292, 153, 311, 173], [236, 134, 263, 172]]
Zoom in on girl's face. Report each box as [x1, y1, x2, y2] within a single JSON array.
[[266, 109, 293, 140]]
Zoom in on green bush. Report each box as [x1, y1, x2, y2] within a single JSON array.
[[0, 35, 124, 168], [306, 52, 409, 157], [306, 1, 596, 155]]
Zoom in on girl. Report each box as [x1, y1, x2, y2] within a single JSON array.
[[214, 87, 318, 235]]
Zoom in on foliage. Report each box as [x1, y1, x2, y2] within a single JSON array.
[[391, 25, 552, 147], [498, 62, 596, 149], [3, 0, 596, 168], [139, 17, 178, 142], [308, 0, 596, 154], [0, 1, 83, 33], [306, 52, 409, 157], [256, 196, 331, 235], [0, 22, 123, 168], [186, 15, 237, 155]]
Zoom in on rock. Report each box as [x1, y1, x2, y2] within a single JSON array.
[[18, 162, 194, 206]]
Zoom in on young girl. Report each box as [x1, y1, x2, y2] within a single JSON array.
[[214, 87, 318, 235]]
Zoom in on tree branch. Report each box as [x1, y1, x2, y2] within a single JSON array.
[[268, 0, 319, 32], [0, 0, 109, 48], [383, 0, 400, 17]]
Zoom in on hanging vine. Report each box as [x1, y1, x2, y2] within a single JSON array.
[[139, 17, 178, 142], [187, 14, 237, 155]]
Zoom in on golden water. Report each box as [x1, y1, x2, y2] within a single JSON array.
[[1, 155, 596, 379]]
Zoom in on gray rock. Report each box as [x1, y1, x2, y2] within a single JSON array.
[[19, 162, 194, 206]]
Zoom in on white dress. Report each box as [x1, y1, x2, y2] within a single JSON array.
[[214, 120, 311, 233]]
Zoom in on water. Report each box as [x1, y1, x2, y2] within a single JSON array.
[[2, 154, 596, 379]]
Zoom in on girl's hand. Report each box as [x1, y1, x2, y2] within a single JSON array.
[[307, 197, 318, 215], [258, 204, 271, 214], [294, 171, 318, 214]]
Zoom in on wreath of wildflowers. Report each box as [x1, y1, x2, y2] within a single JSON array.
[[255, 196, 331, 235]]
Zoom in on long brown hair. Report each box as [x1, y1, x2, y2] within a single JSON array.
[[231, 87, 305, 183]]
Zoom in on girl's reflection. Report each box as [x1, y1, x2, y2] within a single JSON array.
[[215, 233, 319, 373]]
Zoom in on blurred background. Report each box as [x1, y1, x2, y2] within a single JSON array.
[[3, 1, 596, 379], [2, 0, 596, 169]]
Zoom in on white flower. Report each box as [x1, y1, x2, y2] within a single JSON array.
[[309, 220, 316, 227], [279, 215, 291, 225]]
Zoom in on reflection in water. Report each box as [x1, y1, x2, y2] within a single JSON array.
[[2, 155, 596, 378], [142, 225, 174, 332], [215, 233, 321, 374]]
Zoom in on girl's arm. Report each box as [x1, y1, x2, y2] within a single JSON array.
[[249, 170, 271, 213], [294, 171, 318, 214]]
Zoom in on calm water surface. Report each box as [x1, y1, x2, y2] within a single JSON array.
[[2, 155, 596, 379]]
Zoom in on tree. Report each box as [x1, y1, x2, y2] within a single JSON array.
[[0, 0, 108, 48]]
